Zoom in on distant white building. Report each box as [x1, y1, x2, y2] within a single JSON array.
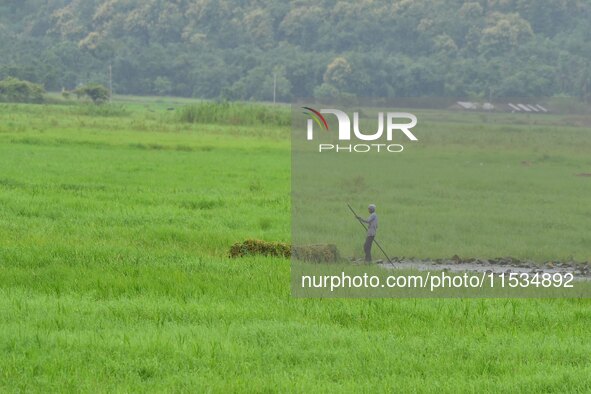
[[456, 101, 479, 110], [536, 104, 549, 112], [453, 101, 549, 113]]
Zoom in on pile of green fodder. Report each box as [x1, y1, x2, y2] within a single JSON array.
[[229, 239, 291, 258], [178, 101, 290, 126], [292, 244, 340, 263], [229, 240, 341, 263]]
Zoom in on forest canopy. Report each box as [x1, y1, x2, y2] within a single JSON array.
[[1, 0, 590, 101]]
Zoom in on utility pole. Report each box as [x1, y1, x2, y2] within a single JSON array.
[[109, 64, 113, 103], [273, 72, 277, 104]]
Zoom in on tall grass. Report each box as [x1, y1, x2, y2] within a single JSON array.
[[178, 101, 290, 126], [70, 103, 130, 117]]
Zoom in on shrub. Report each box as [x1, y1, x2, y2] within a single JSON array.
[[0, 77, 45, 103], [74, 83, 110, 104]]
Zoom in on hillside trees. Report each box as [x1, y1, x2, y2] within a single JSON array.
[[1, 0, 591, 100]]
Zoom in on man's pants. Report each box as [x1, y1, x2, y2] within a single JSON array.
[[364, 236, 374, 262]]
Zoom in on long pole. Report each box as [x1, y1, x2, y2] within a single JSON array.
[[109, 64, 113, 103], [273, 73, 277, 104], [347, 203, 394, 265]]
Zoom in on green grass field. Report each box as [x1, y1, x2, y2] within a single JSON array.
[[1, 99, 591, 392]]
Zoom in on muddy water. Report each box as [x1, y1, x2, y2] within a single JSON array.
[[378, 259, 591, 279]]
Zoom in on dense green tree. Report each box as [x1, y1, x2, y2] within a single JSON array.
[[1, 0, 591, 100], [0, 77, 45, 103], [74, 83, 110, 103]]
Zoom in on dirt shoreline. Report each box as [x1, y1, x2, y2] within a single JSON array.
[[376, 256, 591, 279]]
